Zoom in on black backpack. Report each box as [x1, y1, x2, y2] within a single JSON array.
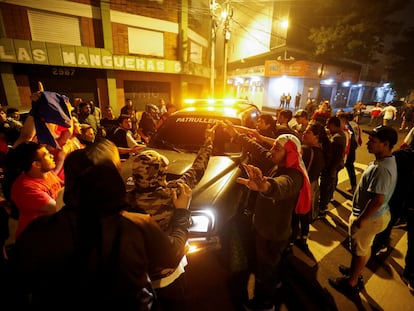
[[389, 147, 414, 215]]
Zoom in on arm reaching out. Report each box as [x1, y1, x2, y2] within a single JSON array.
[[236, 164, 270, 193]]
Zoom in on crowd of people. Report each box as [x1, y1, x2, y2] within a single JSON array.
[[0, 92, 413, 311], [365, 100, 414, 131], [222, 99, 413, 310], [0, 90, 186, 310]]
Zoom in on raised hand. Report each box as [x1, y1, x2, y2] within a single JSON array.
[[205, 122, 218, 142], [172, 182, 192, 209], [236, 164, 269, 192], [221, 120, 239, 139]]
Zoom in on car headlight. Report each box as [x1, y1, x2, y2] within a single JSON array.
[[189, 209, 215, 234], [187, 209, 220, 254]]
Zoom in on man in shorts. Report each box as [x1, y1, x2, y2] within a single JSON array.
[[329, 126, 398, 296]]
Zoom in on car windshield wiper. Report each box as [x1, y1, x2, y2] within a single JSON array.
[[153, 138, 182, 153]]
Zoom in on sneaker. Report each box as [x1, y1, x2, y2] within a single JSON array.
[[408, 280, 414, 292], [346, 187, 356, 194], [317, 211, 327, 218], [338, 265, 351, 276], [393, 218, 407, 229], [403, 278, 414, 291], [402, 272, 414, 291], [328, 276, 362, 296], [243, 298, 275, 311], [338, 265, 364, 288], [284, 244, 293, 255], [295, 238, 309, 252], [374, 245, 388, 256]]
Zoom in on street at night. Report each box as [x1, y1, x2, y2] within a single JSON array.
[[181, 123, 413, 310], [1, 1, 414, 310]]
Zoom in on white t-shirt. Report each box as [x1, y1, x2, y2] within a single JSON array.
[[382, 105, 397, 120]]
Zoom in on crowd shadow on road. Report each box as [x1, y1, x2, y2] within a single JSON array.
[[282, 252, 338, 311]]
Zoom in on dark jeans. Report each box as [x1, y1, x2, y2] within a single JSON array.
[[369, 117, 382, 127], [154, 274, 187, 311], [345, 147, 357, 188], [319, 171, 337, 212], [291, 212, 310, 243], [254, 233, 288, 303]]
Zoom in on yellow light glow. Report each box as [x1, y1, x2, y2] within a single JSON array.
[[187, 244, 200, 254], [184, 99, 195, 104], [223, 107, 237, 117], [268, 76, 295, 103], [280, 19, 289, 29], [223, 98, 237, 105]]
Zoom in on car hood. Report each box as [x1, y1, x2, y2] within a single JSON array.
[[121, 148, 242, 192]]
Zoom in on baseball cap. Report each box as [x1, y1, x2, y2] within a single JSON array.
[[362, 125, 398, 146], [294, 109, 307, 118]]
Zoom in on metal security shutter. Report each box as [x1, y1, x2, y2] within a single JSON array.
[[28, 10, 81, 46], [128, 27, 164, 57]]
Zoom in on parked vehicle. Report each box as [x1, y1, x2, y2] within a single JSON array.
[[121, 99, 261, 254]]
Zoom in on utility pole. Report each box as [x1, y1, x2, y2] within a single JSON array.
[[210, 0, 219, 98], [222, 1, 232, 97]]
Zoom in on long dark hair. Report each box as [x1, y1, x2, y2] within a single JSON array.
[[62, 140, 128, 282], [63, 138, 122, 208], [308, 121, 329, 149]]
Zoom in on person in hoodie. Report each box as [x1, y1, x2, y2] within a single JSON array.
[[130, 123, 217, 309]]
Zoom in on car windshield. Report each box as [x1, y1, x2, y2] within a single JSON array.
[[149, 115, 242, 154]]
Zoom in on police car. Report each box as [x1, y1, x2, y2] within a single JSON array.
[[122, 98, 261, 254]]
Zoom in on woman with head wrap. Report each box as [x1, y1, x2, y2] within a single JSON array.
[[291, 121, 329, 251], [223, 124, 311, 311]]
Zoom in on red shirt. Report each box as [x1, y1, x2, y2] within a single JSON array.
[[371, 107, 382, 117], [11, 171, 63, 238]]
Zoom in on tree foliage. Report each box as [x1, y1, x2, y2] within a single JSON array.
[[386, 27, 414, 96], [307, 0, 406, 64]]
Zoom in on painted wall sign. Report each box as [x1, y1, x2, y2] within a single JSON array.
[[0, 38, 182, 74], [265, 60, 360, 83]]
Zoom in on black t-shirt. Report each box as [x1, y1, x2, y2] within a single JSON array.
[[403, 106, 414, 120], [138, 112, 156, 137], [302, 145, 325, 182]]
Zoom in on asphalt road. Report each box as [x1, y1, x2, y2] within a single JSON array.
[[179, 119, 413, 311]]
